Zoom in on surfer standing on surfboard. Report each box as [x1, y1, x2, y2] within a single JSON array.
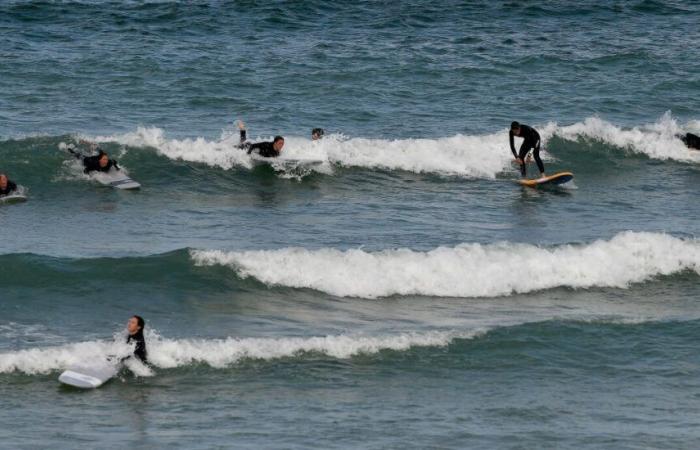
[[0, 174, 18, 196], [509, 121, 545, 179], [236, 120, 285, 158]]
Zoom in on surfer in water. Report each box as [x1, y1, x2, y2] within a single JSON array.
[[67, 141, 121, 174], [311, 128, 325, 140], [126, 315, 147, 363], [237, 120, 285, 158], [678, 132, 700, 150], [0, 173, 18, 196], [509, 121, 545, 179]]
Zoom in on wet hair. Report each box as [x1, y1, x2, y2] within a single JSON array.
[[511, 121, 520, 130], [132, 315, 145, 330], [312, 128, 325, 138], [273, 136, 284, 144], [97, 150, 107, 157]]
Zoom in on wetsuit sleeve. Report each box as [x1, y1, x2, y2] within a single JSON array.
[[509, 131, 517, 158], [9, 181, 17, 192], [111, 160, 120, 171]]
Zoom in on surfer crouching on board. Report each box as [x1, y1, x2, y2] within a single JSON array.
[[509, 121, 545, 179], [237, 120, 285, 158], [0, 174, 18, 196], [126, 315, 148, 363]]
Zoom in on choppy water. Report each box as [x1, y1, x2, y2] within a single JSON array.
[[1, 1, 700, 449]]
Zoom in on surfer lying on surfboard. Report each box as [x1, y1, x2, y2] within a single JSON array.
[[66, 140, 121, 174], [236, 120, 285, 158], [509, 121, 545, 179], [0, 173, 18, 196]]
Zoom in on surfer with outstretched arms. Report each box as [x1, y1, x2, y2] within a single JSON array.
[[678, 132, 700, 150], [236, 120, 285, 158], [0, 174, 18, 196], [126, 315, 147, 363], [67, 140, 121, 174], [509, 121, 545, 179]]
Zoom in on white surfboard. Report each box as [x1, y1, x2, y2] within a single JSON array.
[[0, 193, 28, 204], [59, 360, 120, 389], [91, 170, 141, 190], [251, 155, 325, 170]]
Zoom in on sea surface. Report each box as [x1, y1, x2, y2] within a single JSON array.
[[1, 1, 700, 449]]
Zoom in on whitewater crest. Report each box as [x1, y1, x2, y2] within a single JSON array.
[[191, 232, 700, 299], [94, 113, 699, 177], [0, 330, 475, 375], [546, 112, 700, 163]]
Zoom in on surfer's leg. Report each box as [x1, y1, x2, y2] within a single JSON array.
[[518, 143, 530, 177], [532, 142, 545, 176]]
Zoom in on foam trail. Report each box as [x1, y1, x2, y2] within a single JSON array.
[[549, 113, 700, 162], [0, 330, 476, 375], [191, 232, 700, 299]]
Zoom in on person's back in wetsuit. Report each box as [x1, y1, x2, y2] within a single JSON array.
[[236, 121, 285, 158], [680, 132, 700, 150], [127, 331, 147, 363], [0, 175, 17, 196], [83, 151, 120, 174]]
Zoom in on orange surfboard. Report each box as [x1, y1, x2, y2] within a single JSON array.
[[518, 171, 574, 187]]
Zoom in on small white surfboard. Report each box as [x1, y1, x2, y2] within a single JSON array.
[[0, 193, 28, 204], [91, 171, 141, 190], [59, 360, 120, 389], [251, 155, 325, 170]]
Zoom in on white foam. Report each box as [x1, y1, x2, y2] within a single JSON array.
[[551, 112, 700, 162], [97, 126, 518, 178], [191, 232, 700, 299], [0, 330, 475, 375], [92, 114, 700, 178], [0, 338, 133, 375]]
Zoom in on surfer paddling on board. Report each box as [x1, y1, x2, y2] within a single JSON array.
[[0, 174, 18, 196], [126, 315, 147, 363], [509, 121, 545, 179], [66, 140, 121, 174], [236, 120, 285, 158], [678, 132, 700, 150]]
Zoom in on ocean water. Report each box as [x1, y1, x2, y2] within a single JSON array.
[[1, 1, 700, 449]]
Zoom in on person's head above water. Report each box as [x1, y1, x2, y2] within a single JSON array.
[[97, 151, 110, 168], [311, 128, 325, 140], [0, 174, 7, 189], [273, 136, 285, 152], [511, 121, 521, 136], [127, 315, 145, 336]]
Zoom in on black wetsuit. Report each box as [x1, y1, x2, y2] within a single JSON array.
[[0, 180, 17, 196], [681, 132, 700, 150], [238, 129, 280, 158], [127, 331, 147, 363], [83, 154, 120, 174], [510, 124, 545, 177]]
